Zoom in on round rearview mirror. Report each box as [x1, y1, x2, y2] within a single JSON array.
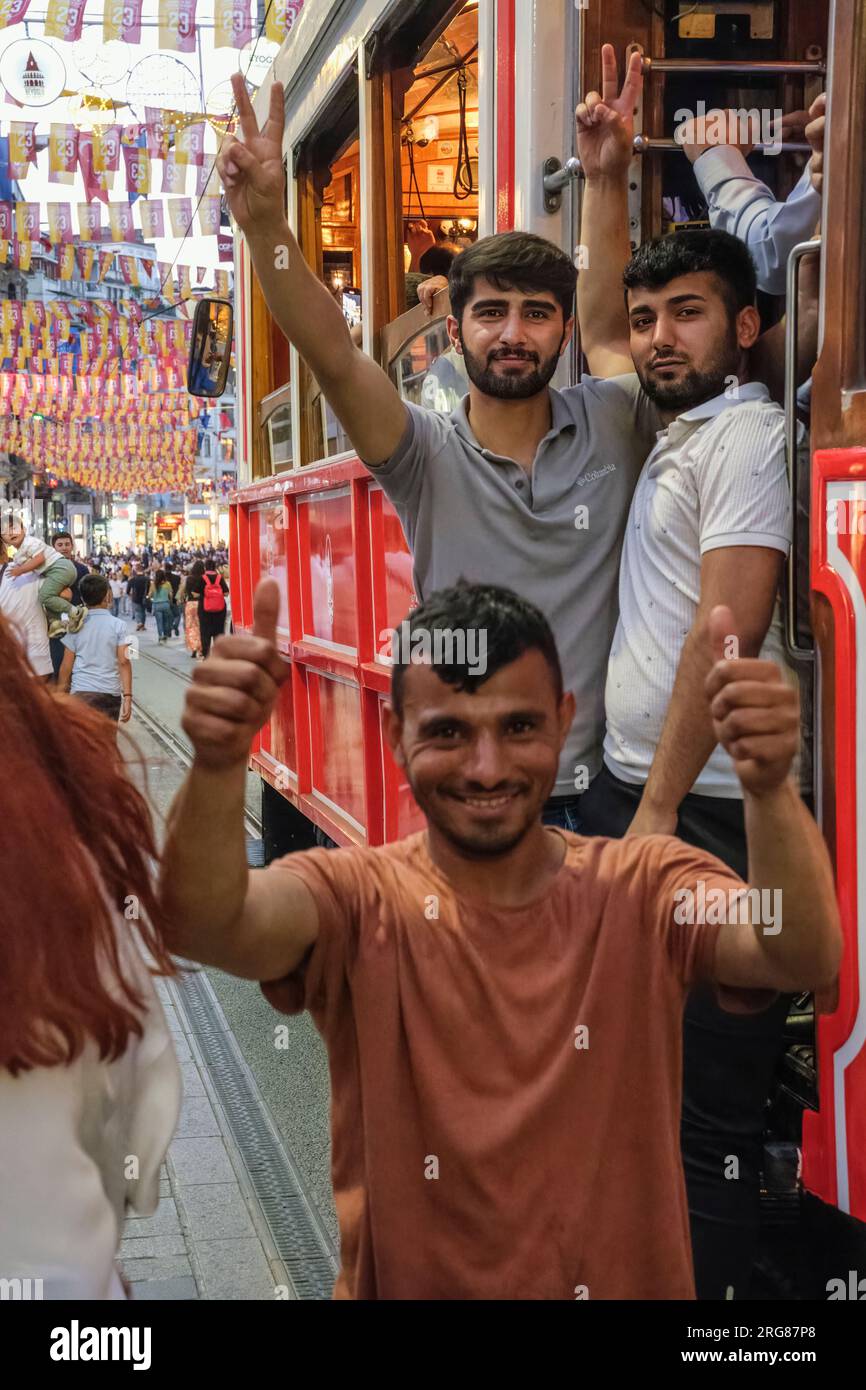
[[188, 297, 234, 397]]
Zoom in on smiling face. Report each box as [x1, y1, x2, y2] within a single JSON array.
[[448, 276, 574, 401], [627, 270, 759, 413], [383, 649, 575, 858]]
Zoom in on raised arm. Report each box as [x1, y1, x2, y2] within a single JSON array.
[[705, 606, 841, 992], [575, 44, 643, 377], [159, 581, 319, 981], [217, 74, 407, 465]]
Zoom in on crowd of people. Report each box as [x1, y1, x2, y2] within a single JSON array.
[[0, 532, 231, 725], [0, 51, 844, 1305]]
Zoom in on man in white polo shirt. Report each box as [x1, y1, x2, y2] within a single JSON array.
[[575, 50, 800, 1301]]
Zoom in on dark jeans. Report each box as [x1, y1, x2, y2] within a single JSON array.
[[579, 765, 791, 1301], [132, 601, 146, 626], [541, 794, 583, 834], [200, 609, 227, 657], [170, 601, 181, 635], [73, 690, 122, 722]]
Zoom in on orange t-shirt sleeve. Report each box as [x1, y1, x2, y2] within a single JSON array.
[[259, 846, 362, 1021], [645, 836, 780, 1013], [644, 835, 743, 988]]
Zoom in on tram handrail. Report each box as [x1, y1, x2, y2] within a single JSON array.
[[784, 238, 822, 663]]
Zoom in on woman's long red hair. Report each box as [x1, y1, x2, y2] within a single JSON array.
[[0, 610, 176, 1075]]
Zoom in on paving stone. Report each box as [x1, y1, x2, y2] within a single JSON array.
[[123, 1197, 181, 1238], [131, 1276, 199, 1301], [179, 1060, 206, 1097], [195, 1238, 278, 1300], [169, 1137, 236, 1184], [175, 1095, 221, 1138], [122, 1255, 194, 1283], [180, 1183, 258, 1241], [159, 1179, 172, 1199], [120, 1233, 189, 1260], [168, 1035, 193, 1064]]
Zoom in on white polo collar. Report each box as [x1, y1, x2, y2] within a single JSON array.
[[656, 380, 771, 441]]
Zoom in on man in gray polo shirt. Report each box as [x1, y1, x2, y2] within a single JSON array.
[[217, 67, 655, 829]]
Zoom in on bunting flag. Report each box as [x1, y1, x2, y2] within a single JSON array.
[[214, 269, 231, 296], [0, 240, 8, 265], [161, 151, 186, 194], [49, 125, 80, 184], [107, 202, 134, 241], [176, 264, 191, 298], [9, 122, 37, 165], [145, 108, 173, 160], [175, 119, 205, 166], [195, 160, 220, 197], [217, 232, 233, 262], [168, 197, 192, 237], [58, 243, 76, 280], [0, 203, 12, 240], [122, 145, 151, 194], [119, 255, 139, 288], [158, 0, 196, 53], [77, 201, 103, 238], [103, 0, 142, 41], [197, 195, 221, 236], [92, 124, 121, 175], [46, 203, 73, 243], [77, 134, 111, 206], [267, 0, 304, 44], [79, 245, 96, 280], [44, 0, 88, 41], [158, 262, 176, 302], [214, 0, 251, 49], [97, 251, 113, 280], [14, 202, 38, 240], [18, 240, 32, 272], [0, 0, 33, 26], [138, 199, 165, 238]]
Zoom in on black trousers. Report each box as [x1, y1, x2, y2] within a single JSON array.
[[580, 766, 791, 1300], [200, 609, 227, 658]]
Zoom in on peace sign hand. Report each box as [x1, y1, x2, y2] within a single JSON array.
[[576, 44, 643, 180], [216, 73, 287, 236]]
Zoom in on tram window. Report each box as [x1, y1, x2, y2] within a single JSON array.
[[295, 68, 361, 465], [393, 320, 465, 415], [395, 1, 480, 309]]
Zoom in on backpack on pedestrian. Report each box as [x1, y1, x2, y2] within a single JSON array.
[[202, 573, 226, 613]]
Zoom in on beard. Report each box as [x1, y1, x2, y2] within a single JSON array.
[[458, 330, 564, 400], [635, 332, 740, 412], [406, 774, 549, 859]]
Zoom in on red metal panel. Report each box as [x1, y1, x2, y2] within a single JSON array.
[[802, 447, 866, 1222], [298, 487, 357, 650], [253, 500, 290, 638], [496, 0, 516, 233], [308, 670, 367, 838], [378, 696, 425, 843], [369, 485, 416, 662]]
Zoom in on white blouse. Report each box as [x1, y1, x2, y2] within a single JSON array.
[[0, 924, 182, 1299]]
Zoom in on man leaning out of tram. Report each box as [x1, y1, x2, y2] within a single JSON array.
[[215, 70, 669, 839], [572, 48, 819, 1301], [158, 576, 841, 1299]]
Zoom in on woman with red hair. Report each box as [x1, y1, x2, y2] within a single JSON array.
[[0, 611, 181, 1298]]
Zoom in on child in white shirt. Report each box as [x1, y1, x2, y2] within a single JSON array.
[[0, 514, 85, 637]]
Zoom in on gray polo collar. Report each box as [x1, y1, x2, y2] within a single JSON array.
[[452, 388, 577, 462]]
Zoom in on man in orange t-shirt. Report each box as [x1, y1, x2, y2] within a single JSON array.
[[161, 579, 840, 1300]]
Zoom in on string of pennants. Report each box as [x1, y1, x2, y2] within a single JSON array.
[[0, 0, 304, 49], [3, 118, 229, 198], [0, 196, 228, 241]]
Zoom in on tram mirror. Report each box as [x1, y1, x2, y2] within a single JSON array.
[[188, 297, 233, 397]]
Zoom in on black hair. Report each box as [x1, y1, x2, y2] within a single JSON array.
[[419, 244, 458, 277], [154, 569, 167, 588], [188, 560, 205, 580], [390, 580, 563, 717], [80, 574, 109, 608], [622, 229, 757, 322], [448, 231, 576, 325], [52, 531, 73, 544]]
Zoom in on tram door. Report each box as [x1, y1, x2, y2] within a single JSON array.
[[567, 0, 866, 1259]]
